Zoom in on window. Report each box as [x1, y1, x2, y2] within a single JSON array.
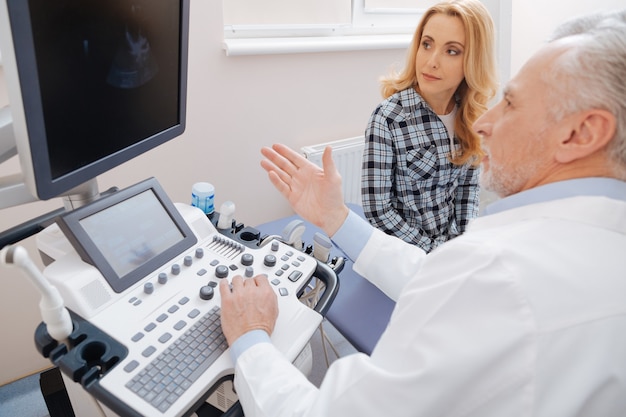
[[223, 0, 351, 29], [222, 0, 510, 75], [222, 0, 434, 55]]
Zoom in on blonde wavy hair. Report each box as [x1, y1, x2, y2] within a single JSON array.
[[380, 0, 498, 165]]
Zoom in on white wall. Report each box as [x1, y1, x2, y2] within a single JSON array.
[[0, 0, 623, 385], [510, 0, 626, 76]]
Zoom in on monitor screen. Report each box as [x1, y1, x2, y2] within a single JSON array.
[[0, 0, 189, 202], [56, 177, 197, 293], [79, 189, 185, 280]]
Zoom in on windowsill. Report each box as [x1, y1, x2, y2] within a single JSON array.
[[222, 34, 412, 56]]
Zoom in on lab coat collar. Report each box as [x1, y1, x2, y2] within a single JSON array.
[[482, 177, 626, 216], [471, 194, 626, 235]]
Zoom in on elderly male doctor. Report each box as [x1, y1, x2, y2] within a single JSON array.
[[218, 9, 626, 417]]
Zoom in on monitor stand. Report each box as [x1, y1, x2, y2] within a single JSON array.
[[61, 178, 100, 211]]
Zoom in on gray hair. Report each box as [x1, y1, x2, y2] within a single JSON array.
[[544, 10, 626, 178]]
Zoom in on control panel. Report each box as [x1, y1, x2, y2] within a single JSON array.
[[32, 178, 332, 417]]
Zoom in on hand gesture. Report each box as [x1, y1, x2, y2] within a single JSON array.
[[260, 144, 349, 237]]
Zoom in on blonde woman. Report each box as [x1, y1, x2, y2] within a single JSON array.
[[362, 0, 498, 252]]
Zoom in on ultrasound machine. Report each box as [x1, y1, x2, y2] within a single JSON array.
[[0, 1, 338, 416]]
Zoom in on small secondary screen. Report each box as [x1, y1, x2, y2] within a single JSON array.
[[78, 189, 184, 279]]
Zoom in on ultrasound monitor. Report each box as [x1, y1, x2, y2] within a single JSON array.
[[0, 0, 190, 209]]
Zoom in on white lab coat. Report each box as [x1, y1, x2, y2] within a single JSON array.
[[234, 195, 626, 417]]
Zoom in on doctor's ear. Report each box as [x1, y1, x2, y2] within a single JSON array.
[[556, 109, 616, 163]]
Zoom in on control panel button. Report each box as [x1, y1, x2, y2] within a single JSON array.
[[241, 253, 254, 266], [124, 360, 139, 373], [215, 265, 229, 278], [144, 282, 154, 294], [199, 285, 215, 300], [288, 271, 303, 282], [141, 346, 156, 358], [264, 254, 277, 267]]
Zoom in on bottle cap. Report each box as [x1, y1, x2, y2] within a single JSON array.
[[191, 182, 215, 214]]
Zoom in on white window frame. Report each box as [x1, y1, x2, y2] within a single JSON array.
[[222, 0, 420, 56], [222, 0, 511, 82], [354, 0, 440, 35]]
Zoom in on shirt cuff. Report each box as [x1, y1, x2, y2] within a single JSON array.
[[229, 329, 272, 363], [331, 209, 373, 262]]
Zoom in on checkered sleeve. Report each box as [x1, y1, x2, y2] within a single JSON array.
[[454, 164, 480, 233], [361, 105, 414, 240]]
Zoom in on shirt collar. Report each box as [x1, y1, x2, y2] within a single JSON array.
[[399, 88, 460, 116], [399, 88, 428, 113], [482, 178, 626, 216]]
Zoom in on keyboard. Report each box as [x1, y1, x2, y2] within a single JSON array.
[[125, 306, 227, 413]]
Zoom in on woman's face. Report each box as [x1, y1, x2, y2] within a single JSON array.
[[415, 13, 466, 111]]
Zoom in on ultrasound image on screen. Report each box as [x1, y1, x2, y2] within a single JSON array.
[[78, 189, 184, 279], [27, 0, 182, 180]]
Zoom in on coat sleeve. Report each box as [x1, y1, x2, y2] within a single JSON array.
[[352, 227, 427, 301], [234, 238, 536, 417]]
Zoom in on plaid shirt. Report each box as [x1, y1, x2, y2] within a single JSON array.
[[362, 88, 480, 252]]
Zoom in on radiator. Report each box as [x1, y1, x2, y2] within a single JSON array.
[[301, 136, 365, 206]]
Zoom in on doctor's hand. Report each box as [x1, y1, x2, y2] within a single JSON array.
[[260, 143, 349, 237], [219, 275, 278, 346]]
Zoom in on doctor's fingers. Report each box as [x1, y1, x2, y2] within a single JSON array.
[[261, 146, 293, 176], [225, 274, 272, 294], [219, 276, 236, 300], [271, 143, 309, 168], [260, 158, 291, 187], [261, 144, 310, 175]]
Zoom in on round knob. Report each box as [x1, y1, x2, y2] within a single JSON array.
[[271, 241, 279, 252], [158, 272, 168, 285], [195, 248, 204, 259], [199, 285, 214, 300], [144, 282, 154, 294], [241, 253, 254, 266], [215, 265, 229, 279], [171, 264, 181, 275], [264, 254, 276, 267], [245, 266, 254, 277], [184, 255, 193, 266]]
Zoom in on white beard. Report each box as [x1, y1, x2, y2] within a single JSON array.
[[480, 151, 543, 198]]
